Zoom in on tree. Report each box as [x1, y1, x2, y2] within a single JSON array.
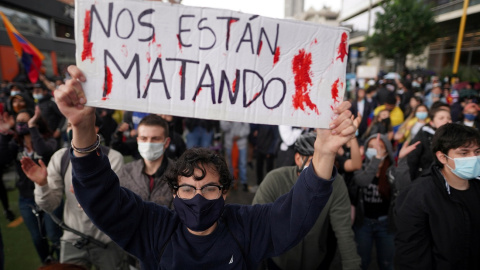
[[365, 0, 438, 74]]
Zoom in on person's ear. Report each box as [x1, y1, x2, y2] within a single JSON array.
[[164, 137, 171, 149], [435, 151, 448, 166], [294, 152, 303, 167]]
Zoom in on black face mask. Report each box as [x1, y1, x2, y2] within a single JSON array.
[[15, 122, 29, 136], [173, 194, 225, 232], [381, 118, 391, 127]]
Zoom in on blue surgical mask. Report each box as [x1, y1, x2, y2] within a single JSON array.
[[33, 94, 44, 100], [416, 112, 428, 120], [464, 114, 476, 121], [445, 155, 480, 180], [366, 148, 377, 160]]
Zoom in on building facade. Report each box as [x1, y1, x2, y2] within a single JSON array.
[[339, 0, 480, 79], [0, 0, 75, 82]]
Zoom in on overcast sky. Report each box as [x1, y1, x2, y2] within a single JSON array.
[[181, 0, 341, 19]]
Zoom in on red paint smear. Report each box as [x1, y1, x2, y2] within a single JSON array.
[[291, 49, 319, 115], [227, 19, 239, 46], [148, 34, 156, 46], [156, 43, 162, 58], [336, 32, 348, 62], [179, 66, 182, 77], [257, 41, 263, 56], [331, 78, 340, 102], [315, 38, 318, 44], [176, 34, 182, 50], [121, 44, 128, 57], [102, 66, 113, 100], [146, 52, 151, 63], [81, 10, 94, 62], [273, 46, 280, 65], [232, 78, 237, 93], [253, 92, 261, 100]]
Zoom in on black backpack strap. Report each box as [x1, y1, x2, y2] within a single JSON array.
[[60, 147, 71, 179]]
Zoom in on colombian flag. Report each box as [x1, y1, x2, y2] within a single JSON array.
[[0, 11, 44, 83]]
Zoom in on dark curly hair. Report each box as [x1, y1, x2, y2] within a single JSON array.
[[432, 123, 480, 168], [165, 148, 232, 194]]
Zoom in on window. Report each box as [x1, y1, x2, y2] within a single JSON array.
[[0, 6, 50, 38], [54, 21, 74, 40]]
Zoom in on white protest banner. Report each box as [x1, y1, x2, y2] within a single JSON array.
[[75, 0, 349, 128]]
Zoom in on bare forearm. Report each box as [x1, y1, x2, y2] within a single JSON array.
[[312, 151, 335, 180]]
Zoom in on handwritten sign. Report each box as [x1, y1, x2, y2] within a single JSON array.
[[75, 0, 349, 128]]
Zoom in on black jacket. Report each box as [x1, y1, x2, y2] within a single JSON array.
[[407, 125, 435, 180], [0, 128, 57, 198], [37, 94, 65, 133], [395, 165, 480, 269]]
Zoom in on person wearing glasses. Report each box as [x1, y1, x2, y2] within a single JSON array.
[[48, 65, 358, 270]]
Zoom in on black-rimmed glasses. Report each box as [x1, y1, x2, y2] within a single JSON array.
[[174, 184, 223, 200]]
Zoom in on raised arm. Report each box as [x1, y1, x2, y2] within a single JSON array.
[[55, 65, 174, 263]]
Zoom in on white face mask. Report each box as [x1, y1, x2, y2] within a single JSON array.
[[138, 142, 165, 161], [366, 148, 377, 160]]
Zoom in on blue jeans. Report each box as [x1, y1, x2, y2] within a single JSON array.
[[225, 147, 247, 185], [354, 216, 395, 270], [19, 196, 63, 262], [186, 127, 213, 149]]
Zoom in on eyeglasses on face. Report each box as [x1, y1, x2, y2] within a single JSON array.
[[174, 184, 223, 200]]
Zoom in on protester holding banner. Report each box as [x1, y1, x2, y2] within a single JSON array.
[[53, 65, 357, 270]]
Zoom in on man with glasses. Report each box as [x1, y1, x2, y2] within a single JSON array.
[[117, 114, 173, 207], [53, 65, 358, 270]]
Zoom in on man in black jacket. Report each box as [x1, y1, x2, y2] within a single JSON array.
[[32, 83, 65, 143], [395, 123, 480, 269]]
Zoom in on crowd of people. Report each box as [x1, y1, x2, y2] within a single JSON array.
[[0, 68, 479, 270]]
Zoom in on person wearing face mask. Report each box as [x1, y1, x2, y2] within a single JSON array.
[[20, 118, 128, 269], [395, 123, 480, 269], [32, 83, 66, 144], [117, 114, 173, 207], [352, 133, 397, 270], [50, 65, 357, 270], [253, 132, 361, 270], [394, 104, 430, 143], [459, 103, 480, 131], [407, 107, 452, 180], [0, 107, 62, 264]]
